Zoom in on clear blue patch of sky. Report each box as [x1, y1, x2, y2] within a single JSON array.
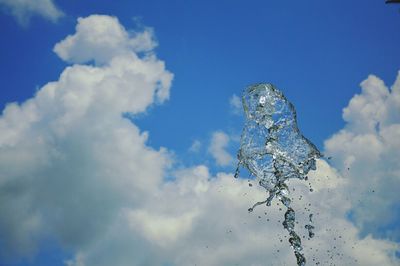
[[0, 238, 73, 266]]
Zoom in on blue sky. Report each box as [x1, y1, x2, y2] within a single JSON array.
[[0, 1, 399, 266], [2, 0, 399, 151]]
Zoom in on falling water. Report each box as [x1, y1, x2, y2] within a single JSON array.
[[235, 83, 321, 265]]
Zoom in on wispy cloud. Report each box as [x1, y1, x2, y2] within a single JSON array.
[[0, 0, 63, 26], [229, 94, 242, 115], [208, 131, 233, 166], [189, 139, 201, 153]]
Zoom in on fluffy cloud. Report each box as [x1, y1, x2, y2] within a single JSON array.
[[0, 14, 398, 266], [66, 161, 399, 266], [208, 131, 234, 167], [325, 72, 400, 241], [0, 14, 172, 260], [0, 0, 63, 26], [53, 15, 157, 66]]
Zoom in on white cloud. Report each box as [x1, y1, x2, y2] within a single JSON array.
[[208, 131, 233, 167], [53, 15, 158, 66], [0, 14, 172, 259], [0, 0, 63, 26], [229, 94, 242, 115], [0, 14, 398, 266], [66, 162, 399, 266], [325, 71, 400, 240]]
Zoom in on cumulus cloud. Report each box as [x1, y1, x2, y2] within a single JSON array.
[[0, 14, 172, 259], [0, 14, 398, 266], [229, 94, 242, 115], [0, 0, 63, 26], [325, 72, 400, 241], [208, 131, 234, 167], [62, 69, 400, 265], [66, 161, 399, 266], [53, 15, 157, 66]]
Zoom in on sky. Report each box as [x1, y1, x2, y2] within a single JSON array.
[[0, 1, 399, 266]]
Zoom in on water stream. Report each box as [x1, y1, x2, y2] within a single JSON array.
[[235, 83, 321, 265]]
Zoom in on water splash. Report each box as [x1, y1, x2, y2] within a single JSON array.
[[235, 83, 321, 265], [305, 214, 315, 239]]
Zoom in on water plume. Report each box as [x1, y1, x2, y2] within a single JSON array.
[[235, 83, 321, 265]]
